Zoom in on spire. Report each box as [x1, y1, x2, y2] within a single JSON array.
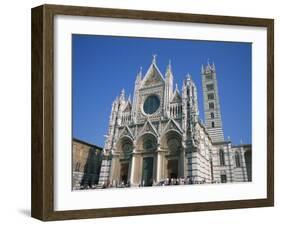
[[212, 61, 216, 71], [165, 59, 173, 80], [119, 88, 125, 101], [206, 58, 212, 71], [128, 94, 131, 103], [186, 73, 191, 80], [182, 79, 186, 90], [166, 59, 172, 72], [152, 54, 157, 64], [175, 83, 179, 92], [201, 64, 205, 74], [139, 66, 143, 75], [136, 66, 142, 83]]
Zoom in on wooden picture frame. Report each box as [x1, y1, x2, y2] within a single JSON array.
[[31, 4, 274, 221]]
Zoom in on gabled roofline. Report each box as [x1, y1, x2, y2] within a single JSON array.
[[139, 62, 165, 89], [73, 137, 103, 150], [119, 125, 135, 139], [170, 89, 182, 103], [162, 118, 183, 134], [138, 118, 159, 137], [122, 100, 132, 112]]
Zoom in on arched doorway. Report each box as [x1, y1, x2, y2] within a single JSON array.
[[118, 137, 133, 185], [137, 133, 157, 186], [161, 130, 182, 181], [244, 150, 252, 181]]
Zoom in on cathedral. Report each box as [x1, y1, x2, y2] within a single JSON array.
[[98, 56, 252, 187]]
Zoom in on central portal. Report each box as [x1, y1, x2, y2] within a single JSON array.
[[142, 157, 154, 186], [167, 159, 178, 179], [120, 162, 129, 184]]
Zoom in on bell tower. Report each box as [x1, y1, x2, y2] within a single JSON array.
[[201, 61, 224, 143]]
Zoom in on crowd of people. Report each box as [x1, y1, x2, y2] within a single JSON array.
[[82, 176, 216, 189], [156, 177, 207, 186], [79, 175, 226, 189]]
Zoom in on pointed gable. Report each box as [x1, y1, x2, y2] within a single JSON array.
[[123, 101, 132, 112], [171, 90, 182, 103], [139, 120, 159, 137], [163, 119, 183, 134], [140, 64, 165, 88], [119, 125, 134, 139]]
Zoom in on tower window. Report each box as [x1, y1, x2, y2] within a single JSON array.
[[75, 162, 80, 171], [219, 149, 225, 166], [211, 122, 215, 128], [235, 152, 241, 167], [210, 112, 214, 119], [206, 84, 214, 91], [221, 174, 227, 183], [207, 93, 215, 100], [206, 74, 213, 80], [209, 102, 214, 109]]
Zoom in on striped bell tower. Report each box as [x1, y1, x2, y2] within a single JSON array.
[[201, 61, 224, 143]]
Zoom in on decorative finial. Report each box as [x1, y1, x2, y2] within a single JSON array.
[[182, 80, 186, 90], [136, 66, 142, 82], [175, 83, 179, 92], [201, 64, 205, 74], [120, 88, 125, 99], [152, 54, 157, 64], [128, 94, 131, 103], [227, 136, 230, 141], [212, 61, 216, 70], [138, 66, 143, 76], [186, 73, 191, 80], [207, 58, 210, 66], [166, 59, 172, 72]]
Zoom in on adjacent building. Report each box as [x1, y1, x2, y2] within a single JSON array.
[[72, 138, 103, 189]]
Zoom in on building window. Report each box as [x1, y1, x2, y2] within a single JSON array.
[[207, 93, 215, 100], [206, 74, 213, 80], [235, 152, 241, 167], [144, 138, 156, 150], [221, 174, 227, 183], [209, 102, 214, 109], [219, 149, 225, 166], [122, 143, 133, 156], [211, 121, 215, 128], [75, 162, 80, 171], [206, 83, 214, 91], [210, 112, 214, 119], [143, 95, 160, 115]]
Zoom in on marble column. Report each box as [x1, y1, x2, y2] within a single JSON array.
[[109, 154, 120, 185], [129, 149, 137, 186], [241, 147, 248, 182], [179, 146, 186, 178], [156, 146, 164, 183], [227, 143, 233, 182]]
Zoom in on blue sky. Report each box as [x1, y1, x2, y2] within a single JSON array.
[[72, 34, 252, 147]]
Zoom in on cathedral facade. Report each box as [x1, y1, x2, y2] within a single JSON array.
[[98, 56, 252, 187]]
